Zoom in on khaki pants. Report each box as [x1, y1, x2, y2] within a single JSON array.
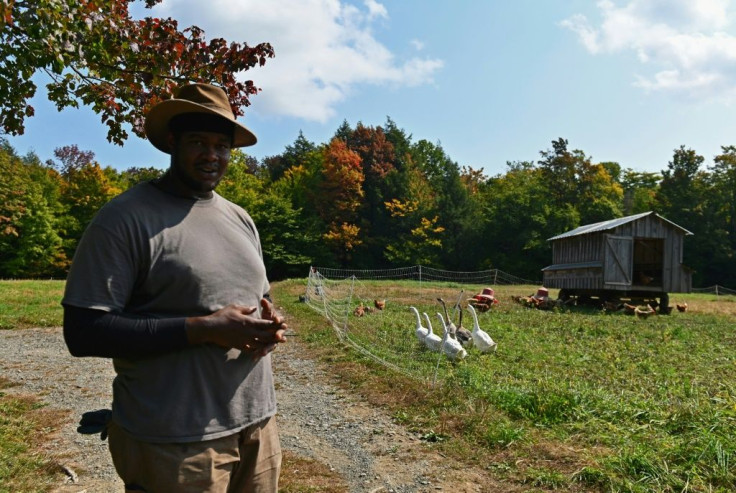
[[108, 416, 281, 493]]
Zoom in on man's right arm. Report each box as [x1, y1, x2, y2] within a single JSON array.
[[64, 301, 287, 359], [63, 305, 188, 359]]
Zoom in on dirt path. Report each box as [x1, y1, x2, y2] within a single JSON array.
[[0, 328, 502, 492]]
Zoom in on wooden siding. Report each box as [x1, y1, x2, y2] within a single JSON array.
[[544, 266, 603, 290], [544, 214, 692, 293], [552, 235, 603, 265]]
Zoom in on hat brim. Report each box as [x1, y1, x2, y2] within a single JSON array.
[[144, 99, 257, 154]]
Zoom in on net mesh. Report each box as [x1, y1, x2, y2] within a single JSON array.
[[302, 266, 538, 384]]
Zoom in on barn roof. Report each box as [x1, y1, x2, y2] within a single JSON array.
[[547, 211, 693, 241]]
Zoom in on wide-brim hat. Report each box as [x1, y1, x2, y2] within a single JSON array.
[[144, 83, 257, 153]]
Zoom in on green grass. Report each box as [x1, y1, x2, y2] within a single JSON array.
[[273, 278, 736, 492], [0, 377, 64, 492], [0, 280, 64, 330], [0, 281, 68, 491]]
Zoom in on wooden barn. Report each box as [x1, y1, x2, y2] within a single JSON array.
[[542, 211, 693, 310]]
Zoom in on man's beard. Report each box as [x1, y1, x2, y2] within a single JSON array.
[[170, 155, 223, 192]]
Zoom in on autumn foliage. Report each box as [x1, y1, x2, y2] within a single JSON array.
[[0, 0, 274, 145]]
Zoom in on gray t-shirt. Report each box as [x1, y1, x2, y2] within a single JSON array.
[[63, 182, 275, 443]]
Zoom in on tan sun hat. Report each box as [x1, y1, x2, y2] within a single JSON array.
[[144, 83, 257, 153]]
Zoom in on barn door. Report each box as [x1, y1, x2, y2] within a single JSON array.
[[604, 235, 633, 286]]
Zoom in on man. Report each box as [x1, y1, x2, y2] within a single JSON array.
[[62, 82, 286, 492]]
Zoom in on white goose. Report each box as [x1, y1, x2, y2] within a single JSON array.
[[422, 312, 443, 352], [437, 312, 467, 361], [410, 306, 429, 343], [468, 304, 497, 353]]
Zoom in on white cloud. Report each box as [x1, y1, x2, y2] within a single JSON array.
[[364, 0, 388, 20], [561, 0, 736, 102], [148, 0, 443, 122], [410, 39, 425, 51]]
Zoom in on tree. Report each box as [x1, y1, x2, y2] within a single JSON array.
[[656, 146, 710, 284], [262, 132, 317, 182], [621, 169, 660, 215], [537, 138, 579, 207], [480, 161, 554, 280], [410, 139, 473, 268], [704, 146, 736, 285], [52, 146, 122, 259], [576, 163, 623, 224], [317, 138, 365, 265], [1, 0, 274, 145], [710, 146, 736, 246], [383, 201, 445, 266], [218, 152, 317, 280], [656, 146, 706, 227], [118, 166, 164, 188], [0, 141, 67, 276]]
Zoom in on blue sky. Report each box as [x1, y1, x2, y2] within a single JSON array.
[[7, 0, 736, 177]]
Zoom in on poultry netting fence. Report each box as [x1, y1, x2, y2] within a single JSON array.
[[691, 285, 736, 296], [301, 266, 540, 384]]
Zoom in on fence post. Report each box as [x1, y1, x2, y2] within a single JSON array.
[[716, 285, 719, 296], [344, 275, 356, 333]]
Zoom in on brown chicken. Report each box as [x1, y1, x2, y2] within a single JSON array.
[[374, 299, 386, 310], [603, 301, 622, 312], [353, 303, 365, 317], [676, 302, 688, 312]]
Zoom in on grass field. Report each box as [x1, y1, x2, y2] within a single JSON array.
[[273, 279, 736, 492], [1, 279, 735, 492]]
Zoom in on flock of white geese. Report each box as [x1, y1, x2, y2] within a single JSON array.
[[409, 299, 498, 362]]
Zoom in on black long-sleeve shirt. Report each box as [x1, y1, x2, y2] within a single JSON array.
[[63, 305, 188, 359]]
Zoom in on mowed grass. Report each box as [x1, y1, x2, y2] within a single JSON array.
[[273, 279, 736, 492], [0, 280, 65, 330], [2, 279, 734, 491], [0, 377, 67, 492]]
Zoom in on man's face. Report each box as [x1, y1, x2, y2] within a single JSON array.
[[168, 130, 232, 198]]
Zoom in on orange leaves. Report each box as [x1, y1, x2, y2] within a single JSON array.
[[1, 1, 13, 28], [318, 138, 365, 220], [323, 222, 362, 251]]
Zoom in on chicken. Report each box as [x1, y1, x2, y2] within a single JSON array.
[[374, 299, 386, 310], [623, 303, 637, 315], [353, 303, 365, 317], [638, 272, 654, 285], [635, 304, 657, 319], [676, 302, 688, 313], [602, 301, 622, 312]]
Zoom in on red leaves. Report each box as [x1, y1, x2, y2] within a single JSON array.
[[1, 0, 275, 145]]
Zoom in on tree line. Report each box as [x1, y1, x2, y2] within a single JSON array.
[[2, 123, 735, 287]]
